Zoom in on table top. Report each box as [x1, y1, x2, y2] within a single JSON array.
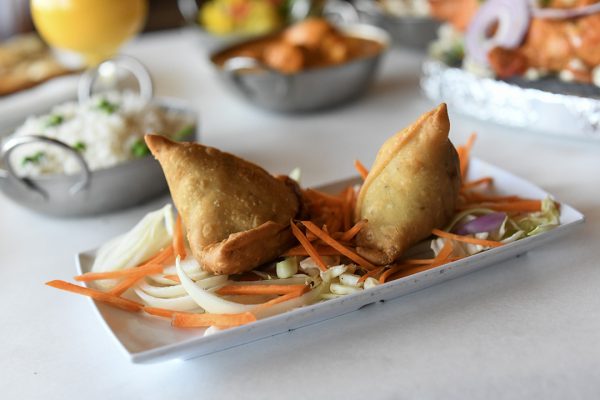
[[2, 29, 600, 400]]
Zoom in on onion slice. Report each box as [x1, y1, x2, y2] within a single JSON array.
[[454, 212, 507, 235], [466, 0, 530, 65]]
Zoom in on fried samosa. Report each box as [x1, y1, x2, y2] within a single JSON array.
[[145, 135, 301, 275], [355, 103, 461, 265]]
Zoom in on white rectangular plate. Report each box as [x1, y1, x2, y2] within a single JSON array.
[[76, 158, 584, 364]]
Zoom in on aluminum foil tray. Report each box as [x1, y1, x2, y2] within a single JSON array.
[[421, 59, 600, 141]]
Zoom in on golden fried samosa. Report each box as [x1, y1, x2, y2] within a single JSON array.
[[145, 135, 301, 275], [355, 103, 461, 265]]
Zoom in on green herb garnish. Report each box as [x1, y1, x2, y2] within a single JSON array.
[[73, 141, 86, 152], [46, 114, 64, 127], [443, 43, 465, 67], [96, 98, 119, 114], [131, 139, 150, 158], [21, 151, 45, 166], [173, 125, 194, 141]]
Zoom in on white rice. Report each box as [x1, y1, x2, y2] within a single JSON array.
[[10, 91, 194, 176]]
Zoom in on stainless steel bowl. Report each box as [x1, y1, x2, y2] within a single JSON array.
[[0, 58, 199, 217], [210, 23, 390, 113], [177, 0, 360, 53], [355, 0, 440, 50]]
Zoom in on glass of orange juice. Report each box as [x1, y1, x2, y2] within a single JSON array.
[[30, 0, 148, 66]]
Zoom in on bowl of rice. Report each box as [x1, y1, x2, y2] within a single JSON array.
[[0, 90, 198, 217]]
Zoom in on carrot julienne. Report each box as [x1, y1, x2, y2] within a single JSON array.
[[461, 176, 493, 190], [253, 286, 310, 310], [290, 221, 328, 271], [301, 221, 376, 270], [216, 284, 309, 296], [144, 306, 181, 318], [339, 219, 367, 242], [162, 274, 181, 283], [172, 312, 257, 328], [283, 244, 342, 257], [354, 159, 369, 180], [46, 280, 143, 312], [466, 200, 542, 213], [458, 132, 477, 179], [109, 249, 176, 296], [432, 228, 503, 248], [358, 266, 385, 283], [74, 246, 174, 282], [173, 215, 187, 260]]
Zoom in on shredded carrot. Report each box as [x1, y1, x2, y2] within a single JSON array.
[[46, 280, 143, 312], [339, 219, 367, 242], [379, 264, 408, 284], [461, 176, 493, 190], [173, 214, 187, 260], [144, 306, 180, 318], [354, 159, 369, 180], [74, 262, 165, 282], [463, 192, 525, 203], [459, 132, 477, 179], [434, 239, 455, 262], [74, 246, 174, 282], [172, 312, 257, 328], [216, 284, 309, 296], [301, 221, 376, 270], [341, 186, 354, 231], [283, 244, 342, 257], [465, 200, 542, 213], [253, 286, 309, 310], [290, 221, 328, 271], [358, 266, 385, 283], [380, 240, 455, 284], [432, 228, 503, 248], [162, 275, 180, 283]]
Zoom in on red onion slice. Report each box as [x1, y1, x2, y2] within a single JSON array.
[[454, 212, 507, 235], [529, 0, 600, 19], [466, 0, 530, 65]]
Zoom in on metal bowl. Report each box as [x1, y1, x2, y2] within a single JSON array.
[[355, 0, 440, 50], [209, 23, 390, 113], [0, 58, 199, 217], [177, 0, 360, 53]]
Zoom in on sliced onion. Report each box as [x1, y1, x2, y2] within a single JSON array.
[[176, 257, 255, 314], [134, 288, 200, 311], [455, 212, 507, 235], [466, 0, 530, 65], [529, 0, 600, 19]]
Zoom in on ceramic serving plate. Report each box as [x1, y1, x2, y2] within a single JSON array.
[[76, 158, 584, 364]]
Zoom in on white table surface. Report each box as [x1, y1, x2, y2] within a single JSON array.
[[2, 30, 600, 400]]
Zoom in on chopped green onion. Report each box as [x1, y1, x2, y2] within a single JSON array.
[[173, 125, 194, 141], [96, 98, 119, 114], [131, 139, 150, 158], [73, 142, 86, 152], [21, 151, 45, 166], [46, 114, 64, 127]]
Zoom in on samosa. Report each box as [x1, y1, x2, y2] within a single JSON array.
[[355, 103, 461, 265], [145, 135, 302, 275]]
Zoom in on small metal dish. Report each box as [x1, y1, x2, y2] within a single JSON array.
[[0, 57, 199, 217], [209, 23, 390, 113], [177, 0, 360, 53], [354, 0, 440, 50]]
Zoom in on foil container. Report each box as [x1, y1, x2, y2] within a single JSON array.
[[421, 59, 600, 141]]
